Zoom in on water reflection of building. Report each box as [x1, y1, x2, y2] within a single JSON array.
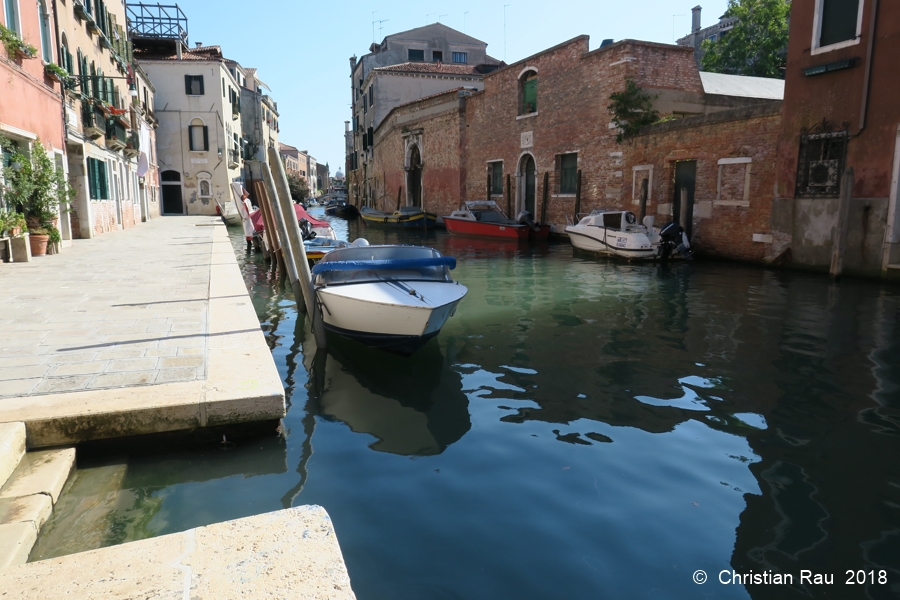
[[312, 337, 470, 456]]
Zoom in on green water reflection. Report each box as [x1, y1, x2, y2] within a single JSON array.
[[32, 215, 900, 600]]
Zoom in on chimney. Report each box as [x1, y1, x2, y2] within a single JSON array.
[[176, 42, 182, 60], [345, 120, 350, 132], [692, 6, 702, 33], [195, 42, 202, 48]]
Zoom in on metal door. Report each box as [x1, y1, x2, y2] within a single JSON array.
[[673, 160, 696, 239]]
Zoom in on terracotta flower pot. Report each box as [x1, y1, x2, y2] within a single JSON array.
[[29, 234, 49, 256]]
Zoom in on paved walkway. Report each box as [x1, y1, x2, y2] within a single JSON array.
[[0, 218, 214, 398], [0, 217, 284, 447]]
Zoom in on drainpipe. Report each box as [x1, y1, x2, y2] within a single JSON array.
[[856, 0, 878, 135]]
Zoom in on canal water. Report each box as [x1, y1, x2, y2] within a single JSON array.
[[32, 213, 900, 599]]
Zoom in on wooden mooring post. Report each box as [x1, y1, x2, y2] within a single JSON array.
[[267, 146, 327, 349], [541, 172, 549, 225], [679, 187, 690, 239], [638, 178, 648, 222], [574, 170, 582, 217], [830, 166, 855, 280], [506, 174, 512, 216], [260, 165, 299, 289], [252, 179, 282, 272]]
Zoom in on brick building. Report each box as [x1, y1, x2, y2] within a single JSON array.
[[370, 88, 472, 218], [621, 102, 783, 262], [773, 0, 900, 277]]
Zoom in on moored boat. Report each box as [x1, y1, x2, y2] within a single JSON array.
[[324, 198, 359, 219], [311, 242, 467, 355], [250, 203, 336, 240], [565, 210, 660, 260], [360, 206, 437, 229], [442, 201, 549, 240]]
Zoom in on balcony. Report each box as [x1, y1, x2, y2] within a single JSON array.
[[81, 103, 105, 138], [231, 103, 239, 120], [123, 131, 140, 158], [74, 0, 90, 20], [228, 149, 240, 169], [105, 121, 127, 151]]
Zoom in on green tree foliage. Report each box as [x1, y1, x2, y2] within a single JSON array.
[[607, 78, 659, 143], [286, 172, 309, 202], [700, 0, 790, 78]]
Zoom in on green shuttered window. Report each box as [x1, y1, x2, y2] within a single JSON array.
[[87, 158, 109, 200], [819, 0, 860, 47], [559, 154, 577, 194], [521, 73, 537, 115]]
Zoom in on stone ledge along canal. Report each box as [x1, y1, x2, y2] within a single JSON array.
[[30, 213, 900, 599]]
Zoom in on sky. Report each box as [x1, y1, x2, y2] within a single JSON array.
[[168, 0, 731, 171]]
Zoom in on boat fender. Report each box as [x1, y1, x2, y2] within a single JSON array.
[[625, 211, 637, 225], [351, 238, 370, 247]]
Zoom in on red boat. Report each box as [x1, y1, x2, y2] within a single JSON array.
[[442, 201, 550, 240], [250, 203, 335, 239]]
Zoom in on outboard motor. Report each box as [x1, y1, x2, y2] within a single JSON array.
[[298, 218, 317, 241], [516, 210, 540, 231], [659, 221, 693, 260]]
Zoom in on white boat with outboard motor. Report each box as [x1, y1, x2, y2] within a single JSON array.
[[565, 209, 662, 260], [311, 240, 468, 355]]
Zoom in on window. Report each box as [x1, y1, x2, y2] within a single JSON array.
[[558, 154, 577, 194], [817, 0, 861, 49], [363, 95, 367, 114], [520, 71, 538, 115], [39, 0, 52, 62], [796, 123, 848, 197], [408, 49, 424, 62], [189, 118, 209, 151], [368, 85, 374, 107], [3, 0, 19, 34], [488, 162, 503, 196], [452, 52, 467, 64], [222, 77, 225, 97], [87, 158, 109, 200], [432, 51, 443, 62], [184, 75, 204, 96]]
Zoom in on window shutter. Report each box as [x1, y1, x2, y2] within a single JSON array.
[[202, 126, 209, 151], [523, 78, 537, 113], [198, 76, 205, 95], [188, 126, 195, 151], [184, 75, 192, 95]]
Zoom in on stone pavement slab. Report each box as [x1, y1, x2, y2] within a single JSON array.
[[0, 218, 285, 447], [0, 505, 357, 599]]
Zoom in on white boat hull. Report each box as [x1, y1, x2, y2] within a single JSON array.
[[317, 280, 467, 353], [565, 225, 659, 260]]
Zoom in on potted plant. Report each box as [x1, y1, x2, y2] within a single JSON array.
[[44, 62, 70, 83], [0, 212, 27, 237], [0, 24, 37, 59], [0, 138, 74, 256]]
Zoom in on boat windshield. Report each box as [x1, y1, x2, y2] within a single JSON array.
[[313, 246, 455, 286]]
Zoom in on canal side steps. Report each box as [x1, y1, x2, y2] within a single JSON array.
[[0, 422, 75, 570]]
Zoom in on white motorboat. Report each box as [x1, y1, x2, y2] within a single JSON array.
[[311, 241, 468, 355], [565, 210, 661, 260]]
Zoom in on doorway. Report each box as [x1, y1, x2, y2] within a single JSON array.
[[519, 154, 536, 216], [161, 170, 184, 214], [673, 160, 696, 239], [407, 145, 422, 208]]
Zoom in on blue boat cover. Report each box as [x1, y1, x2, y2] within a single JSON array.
[[312, 256, 456, 274]]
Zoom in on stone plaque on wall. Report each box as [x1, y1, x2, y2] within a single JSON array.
[[521, 131, 533, 148]]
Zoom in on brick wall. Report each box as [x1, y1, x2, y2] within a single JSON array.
[[464, 38, 703, 231], [622, 103, 782, 262], [371, 89, 468, 218]]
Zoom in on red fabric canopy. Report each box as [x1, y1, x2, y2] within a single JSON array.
[[250, 204, 330, 232]]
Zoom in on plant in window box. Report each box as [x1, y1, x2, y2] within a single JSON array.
[[44, 62, 71, 83], [0, 24, 37, 59]]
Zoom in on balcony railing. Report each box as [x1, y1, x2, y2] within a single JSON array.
[[123, 131, 140, 158], [81, 103, 105, 138], [105, 120, 127, 151], [228, 149, 240, 168]]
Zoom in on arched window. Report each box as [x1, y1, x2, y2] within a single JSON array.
[[189, 118, 208, 152], [519, 70, 538, 115], [39, 0, 52, 63]]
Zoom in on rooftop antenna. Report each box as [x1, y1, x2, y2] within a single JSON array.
[[464, 11, 469, 33], [426, 13, 435, 24], [504, 4, 511, 62], [372, 11, 377, 44], [438, 14, 448, 23], [377, 19, 389, 40], [672, 14, 686, 43]]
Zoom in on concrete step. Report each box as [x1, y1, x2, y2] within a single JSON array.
[[0, 447, 75, 569], [0, 448, 76, 505], [0, 422, 26, 489]]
